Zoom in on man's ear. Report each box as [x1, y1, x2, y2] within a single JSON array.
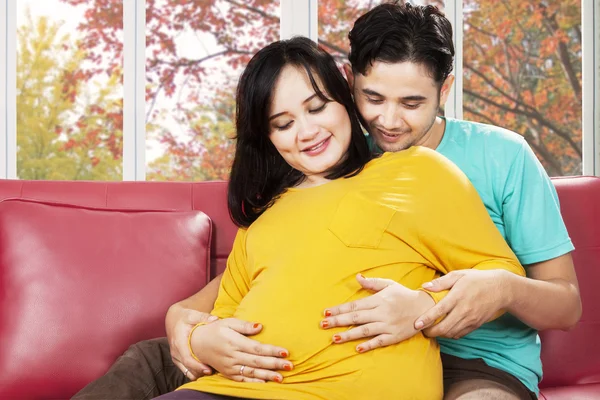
[[343, 63, 355, 91], [439, 74, 455, 106]]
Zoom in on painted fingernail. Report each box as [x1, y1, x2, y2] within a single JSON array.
[[283, 364, 293, 371], [321, 320, 329, 328], [415, 320, 424, 329], [422, 282, 433, 289], [324, 310, 332, 317], [356, 346, 364, 353], [253, 323, 260, 329], [274, 376, 283, 383], [333, 335, 342, 343], [280, 350, 289, 357]]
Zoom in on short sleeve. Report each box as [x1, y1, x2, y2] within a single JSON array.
[[211, 228, 251, 319], [501, 139, 574, 265]]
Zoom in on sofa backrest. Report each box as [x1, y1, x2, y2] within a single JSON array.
[[1, 176, 599, 394], [539, 176, 600, 388], [0, 179, 238, 279]]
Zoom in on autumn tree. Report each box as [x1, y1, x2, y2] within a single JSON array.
[[17, 9, 123, 180], [59, 0, 581, 179], [463, 0, 581, 176], [319, 0, 581, 176], [145, 88, 236, 181], [61, 0, 279, 181]]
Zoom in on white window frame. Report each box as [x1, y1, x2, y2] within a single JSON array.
[[123, 0, 146, 181], [0, 0, 16, 179], [0, 0, 597, 180], [582, 0, 599, 175]]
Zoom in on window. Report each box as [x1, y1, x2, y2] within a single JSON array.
[[463, 0, 582, 176], [144, 0, 280, 181], [16, 0, 123, 180], [1, 0, 596, 180]]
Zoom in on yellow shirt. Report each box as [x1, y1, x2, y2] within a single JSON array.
[[180, 147, 525, 400]]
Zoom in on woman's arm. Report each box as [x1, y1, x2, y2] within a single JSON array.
[[165, 275, 223, 379]]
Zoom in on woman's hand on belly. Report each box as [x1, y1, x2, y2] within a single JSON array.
[[320, 274, 435, 352], [190, 318, 294, 383]]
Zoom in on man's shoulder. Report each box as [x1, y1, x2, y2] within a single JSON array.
[[445, 118, 527, 152]]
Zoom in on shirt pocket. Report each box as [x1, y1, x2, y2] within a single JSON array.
[[328, 191, 396, 249]]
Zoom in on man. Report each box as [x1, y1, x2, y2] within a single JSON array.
[[74, 2, 581, 400], [318, 3, 580, 399]]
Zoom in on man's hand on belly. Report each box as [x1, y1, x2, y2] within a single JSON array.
[[320, 274, 435, 353]]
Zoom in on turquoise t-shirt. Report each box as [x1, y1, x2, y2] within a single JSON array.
[[370, 118, 574, 394]]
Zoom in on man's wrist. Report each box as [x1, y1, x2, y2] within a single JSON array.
[[416, 289, 436, 313], [500, 269, 519, 312]]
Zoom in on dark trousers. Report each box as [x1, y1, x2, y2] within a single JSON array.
[[72, 338, 188, 400], [154, 390, 248, 400]]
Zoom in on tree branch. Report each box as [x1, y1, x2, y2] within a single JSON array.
[[464, 61, 521, 105], [464, 88, 582, 157], [541, 6, 582, 105], [222, 0, 278, 21]]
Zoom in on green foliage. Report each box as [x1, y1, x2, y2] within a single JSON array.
[[17, 9, 123, 180]]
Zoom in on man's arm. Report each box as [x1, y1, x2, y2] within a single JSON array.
[[165, 274, 223, 379], [506, 253, 581, 330], [418, 137, 582, 337], [417, 253, 581, 338]]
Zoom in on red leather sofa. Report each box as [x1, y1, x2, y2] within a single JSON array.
[[0, 176, 598, 399]]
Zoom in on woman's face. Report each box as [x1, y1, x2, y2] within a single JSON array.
[[268, 65, 352, 186]]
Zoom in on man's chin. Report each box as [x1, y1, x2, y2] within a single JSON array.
[[374, 139, 411, 153]]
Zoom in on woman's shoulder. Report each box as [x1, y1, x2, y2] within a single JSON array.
[[369, 146, 472, 187], [370, 146, 458, 171]]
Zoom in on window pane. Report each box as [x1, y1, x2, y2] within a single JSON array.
[[16, 0, 123, 181], [319, 0, 444, 61], [145, 1, 280, 182], [463, 0, 582, 176]]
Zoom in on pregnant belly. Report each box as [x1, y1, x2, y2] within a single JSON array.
[[228, 282, 438, 386]]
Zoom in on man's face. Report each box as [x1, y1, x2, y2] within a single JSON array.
[[346, 61, 453, 152]]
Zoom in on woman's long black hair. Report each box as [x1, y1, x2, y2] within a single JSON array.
[[228, 36, 371, 227]]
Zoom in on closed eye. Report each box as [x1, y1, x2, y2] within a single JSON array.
[[275, 121, 293, 131], [309, 103, 327, 113], [366, 97, 383, 105]]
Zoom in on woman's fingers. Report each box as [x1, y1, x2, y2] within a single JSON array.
[[235, 364, 283, 383], [321, 309, 381, 329], [329, 322, 386, 344], [235, 336, 290, 361]]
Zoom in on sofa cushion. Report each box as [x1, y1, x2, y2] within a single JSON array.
[[540, 177, 600, 389], [0, 199, 212, 400]]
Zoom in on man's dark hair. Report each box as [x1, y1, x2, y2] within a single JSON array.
[[348, 1, 454, 85], [228, 37, 371, 228]]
